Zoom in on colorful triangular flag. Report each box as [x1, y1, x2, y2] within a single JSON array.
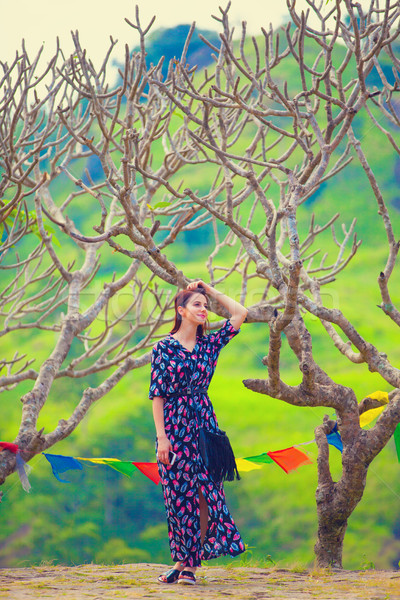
[[326, 424, 343, 453], [132, 462, 160, 485], [43, 453, 83, 483], [267, 447, 312, 473], [242, 452, 274, 464], [394, 424, 400, 463], [235, 458, 263, 472]]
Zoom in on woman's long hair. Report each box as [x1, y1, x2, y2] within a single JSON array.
[[170, 286, 209, 337]]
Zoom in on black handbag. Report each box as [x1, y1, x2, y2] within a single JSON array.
[[198, 423, 240, 483]]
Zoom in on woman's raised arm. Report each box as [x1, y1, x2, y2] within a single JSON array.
[[187, 280, 248, 331]]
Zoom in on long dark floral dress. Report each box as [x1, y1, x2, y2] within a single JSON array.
[[149, 319, 245, 567]]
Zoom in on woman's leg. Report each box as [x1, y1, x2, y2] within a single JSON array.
[[199, 487, 209, 545], [179, 488, 208, 576]]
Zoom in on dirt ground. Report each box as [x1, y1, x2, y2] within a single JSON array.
[[0, 563, 399, 600]]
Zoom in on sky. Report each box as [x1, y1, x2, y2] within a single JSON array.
[[1, 0, 294, 71]]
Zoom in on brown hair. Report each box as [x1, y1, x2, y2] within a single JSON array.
[[170, 286, 209, 337]]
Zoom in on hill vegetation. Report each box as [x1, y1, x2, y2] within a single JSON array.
[[1, 16, 400, 571]]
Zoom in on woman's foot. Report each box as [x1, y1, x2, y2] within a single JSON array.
[[158, 568, 181, 584], [178, 569, 197, 585], [158, 563, 184, 584]]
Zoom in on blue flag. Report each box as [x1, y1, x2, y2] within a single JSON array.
[[326, 427, 343, 453], [43, 453, 83, 483]]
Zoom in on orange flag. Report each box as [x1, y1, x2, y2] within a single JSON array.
[[132, 462, 160, 485], [267, 447, 312, 473]]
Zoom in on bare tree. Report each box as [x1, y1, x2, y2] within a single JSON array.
[[0, 12, 191, 488], [137, 0, 399, 568], [0, 8, 249, 490], [1, 0, 400, 569]]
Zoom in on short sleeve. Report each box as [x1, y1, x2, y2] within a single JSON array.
[[207, 319, 240, 353], [149, 344, 168, 400]]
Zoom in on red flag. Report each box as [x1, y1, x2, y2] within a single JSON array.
[[132, 462, 160, 485], [267, 447, 312, 473], [0, 442, 19, 454]]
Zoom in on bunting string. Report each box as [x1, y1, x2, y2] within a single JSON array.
[[41, 446, 313, 486], [1, 390, 397, 491]]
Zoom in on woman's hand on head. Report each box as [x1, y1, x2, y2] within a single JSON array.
[[187, 280, 212, 294], [157, 434, 173, 464]]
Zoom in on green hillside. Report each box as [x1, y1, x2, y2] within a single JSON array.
[[1, 26, 400, 572]]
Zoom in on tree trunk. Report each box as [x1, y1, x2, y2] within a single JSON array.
[[314, 515, 347, 568], [314, 470, 369, 569], [313, 415, 370, 569]]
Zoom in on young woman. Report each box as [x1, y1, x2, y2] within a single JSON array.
[[149, 280, 248, 585]]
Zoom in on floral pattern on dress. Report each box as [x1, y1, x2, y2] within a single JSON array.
[[149, 319, 245, 567]]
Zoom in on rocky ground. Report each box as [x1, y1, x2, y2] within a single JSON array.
[[0, 563, 399, 599]]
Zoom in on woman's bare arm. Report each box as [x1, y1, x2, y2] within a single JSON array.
[[152, 396, 172, 464], [187, 280, 248, 330]]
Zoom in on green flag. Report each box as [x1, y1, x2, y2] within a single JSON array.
[[242, 452, 274, 464], [105, 461, 139, 477], [394, 424, 400, 463]]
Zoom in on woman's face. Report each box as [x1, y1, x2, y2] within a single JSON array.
[[179, 293, 208, 326]]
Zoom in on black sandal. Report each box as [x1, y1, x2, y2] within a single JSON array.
[[158, 568, 181, 584], [178, 570, 196, 585]]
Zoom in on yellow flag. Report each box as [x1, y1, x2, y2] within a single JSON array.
[[366, 391, 389, 404], [236, 458, 263, 472], [77, 457, 121, 464], [359, 405, 386, 428]]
